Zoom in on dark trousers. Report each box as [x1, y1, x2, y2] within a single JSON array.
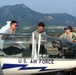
[[3, 46, 23, 55], [30, 44, 47, 54]]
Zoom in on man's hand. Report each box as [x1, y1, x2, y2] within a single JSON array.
[[52, 40, 61, 47], [74, 40, 76, 42]]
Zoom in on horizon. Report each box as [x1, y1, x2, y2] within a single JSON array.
[[0, 0, 76, 17]]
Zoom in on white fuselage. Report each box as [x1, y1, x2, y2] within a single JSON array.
[[0, 57, 76, 75]]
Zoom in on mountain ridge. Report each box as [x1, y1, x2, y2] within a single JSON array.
[[0, 4, 76, 27]]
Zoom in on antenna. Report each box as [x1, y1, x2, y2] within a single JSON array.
[[38, 34, 41, 58], [31, 33, 37, 59], [31, 33, 34, 58]]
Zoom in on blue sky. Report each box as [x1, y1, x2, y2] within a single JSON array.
[[0, 0, 76, 16]]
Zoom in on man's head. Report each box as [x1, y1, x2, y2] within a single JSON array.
[[37, 22, 45, 33], [10, 21, 18, 30], [64, 26, 73, 33]]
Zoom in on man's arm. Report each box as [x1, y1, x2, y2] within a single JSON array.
[[1, 35, 9, 40], [1, 29, 15, 40], [73, 32, 76, 42], [42, 32, 47, 44], [59, 33, 64, 40], [73, 32, 76, 37]]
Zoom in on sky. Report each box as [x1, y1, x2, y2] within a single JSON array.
[[0, 0, 76, 16]]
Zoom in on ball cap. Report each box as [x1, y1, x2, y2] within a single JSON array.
[[64, 26, 73, 32]]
